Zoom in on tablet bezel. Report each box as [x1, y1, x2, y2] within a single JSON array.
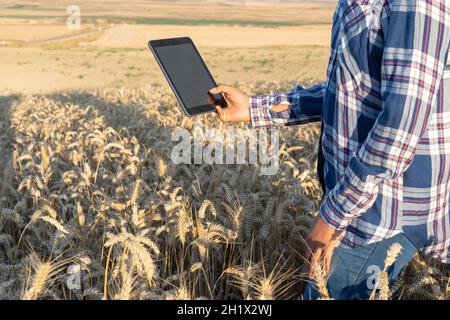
[[149, 37, 225, 117]]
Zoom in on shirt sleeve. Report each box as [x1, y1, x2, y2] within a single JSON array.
[[249, 82, 325, 128], [320, 0, 450, 230]]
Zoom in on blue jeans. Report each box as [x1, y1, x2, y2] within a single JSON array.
[[304, 233, 418, 300]]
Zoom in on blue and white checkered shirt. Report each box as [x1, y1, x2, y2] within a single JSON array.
[[249, 0, 450, 262]]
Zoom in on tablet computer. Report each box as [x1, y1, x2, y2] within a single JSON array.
[[149, 37, 227, 117]]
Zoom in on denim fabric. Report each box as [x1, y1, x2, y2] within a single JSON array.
[[304, 233, 418, 300]]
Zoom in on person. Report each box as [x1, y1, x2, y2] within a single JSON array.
[[210, 0, 450, 300]]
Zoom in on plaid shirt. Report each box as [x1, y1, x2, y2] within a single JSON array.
[[249, 0, 450, 262]]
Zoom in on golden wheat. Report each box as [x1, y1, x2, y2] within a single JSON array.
[[0, 84, 448, 300]]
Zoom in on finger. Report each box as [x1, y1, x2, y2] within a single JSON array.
[[323, 241, 338, 275], [207, 92, 220, 105], [210, 84, 234, 95], [215, 106, 227, 122], [304, 237, 318, 266], [324, 251, 332, 275]]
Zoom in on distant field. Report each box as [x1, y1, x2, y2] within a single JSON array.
[[0, 0, 336, 26], [0, 16, 328, 27], [0, 1, 333, 93], [0, 16, 327, 27], [0, 45, 329, 94], [133, 18, 307, 27]]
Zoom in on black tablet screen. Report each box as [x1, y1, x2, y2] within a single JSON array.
[[154, 43, 219, 113]]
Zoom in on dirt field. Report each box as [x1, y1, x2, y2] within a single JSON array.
[[0, 45, 329, 93], [0, 1, 335, 25], [0, 0, 333, 93]]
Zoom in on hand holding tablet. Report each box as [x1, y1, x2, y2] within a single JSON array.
[[209, 84, 252, 123], [149, 37, 228, 117]]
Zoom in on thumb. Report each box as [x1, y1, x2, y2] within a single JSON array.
[[210, 84, 234, 95], [215, 106, 227, 122], [324, 250, 333, 276], [323, 241, 339, 275]]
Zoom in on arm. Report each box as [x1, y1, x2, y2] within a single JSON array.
[[249, 82, 325, 128], [320, 0, 450, 230]]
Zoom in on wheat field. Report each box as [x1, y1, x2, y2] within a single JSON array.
[[1, 0, 450, 301], [0, 81, 449, 300]]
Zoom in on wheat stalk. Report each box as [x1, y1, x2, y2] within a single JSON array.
[[1, 85, 445, 301], [370, 243, 403, 300]]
